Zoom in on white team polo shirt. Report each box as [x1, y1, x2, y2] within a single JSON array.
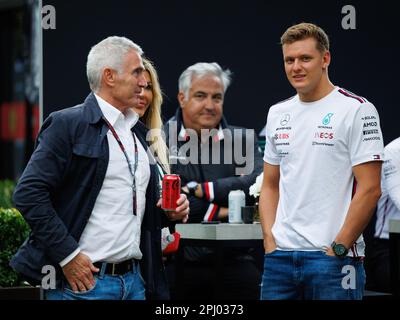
[[375, 137, 400, 239], [263, 87, 384, 257]]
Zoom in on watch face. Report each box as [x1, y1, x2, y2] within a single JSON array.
[[333, 244, 347, 257], [187, 181, 197, 189]]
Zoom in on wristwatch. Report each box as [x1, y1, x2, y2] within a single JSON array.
[[186, 181, 198, 196], [331, 241, 348, 258]]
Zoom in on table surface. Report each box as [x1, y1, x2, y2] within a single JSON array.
[[175, 222, 263, 240]]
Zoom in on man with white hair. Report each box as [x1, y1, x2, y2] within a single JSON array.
[[10, 36, 189, 300], [164, 62, 263, 300]]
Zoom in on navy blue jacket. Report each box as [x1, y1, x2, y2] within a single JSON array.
[[165, 107, 263, 222], [10, 93, 169, 299], [164, 108, 263, 263]]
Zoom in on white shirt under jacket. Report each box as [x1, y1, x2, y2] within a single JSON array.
[[59, 93, 150, 266]]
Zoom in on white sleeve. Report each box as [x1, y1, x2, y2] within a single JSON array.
[[263, 108, 281, 165], [349, 102, 384, 166], [59, 248, 81, 267], [383, 144, 400, 210]]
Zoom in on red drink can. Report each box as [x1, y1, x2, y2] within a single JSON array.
[[162, 174, 181, 211]]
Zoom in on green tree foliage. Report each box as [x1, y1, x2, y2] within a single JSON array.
[[0, 208, 30, 287], [0, 180, 31, 287], [0, 180, 16, 209]]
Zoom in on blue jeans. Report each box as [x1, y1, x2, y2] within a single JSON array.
[[45, 262, 145, 300], [260, 250, 365, 300]]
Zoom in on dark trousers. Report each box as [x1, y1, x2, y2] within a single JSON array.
[[364, 238, 391, 293], [166, 257, 261, 300]]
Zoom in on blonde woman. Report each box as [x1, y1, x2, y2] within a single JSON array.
[[133, 58, 188, 229], [133, 57, 170, 175]]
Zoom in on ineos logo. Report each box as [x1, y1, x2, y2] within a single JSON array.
[[315, 132, 334, 139]]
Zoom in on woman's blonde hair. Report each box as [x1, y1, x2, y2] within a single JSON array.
[[141, 57, 170, 174]]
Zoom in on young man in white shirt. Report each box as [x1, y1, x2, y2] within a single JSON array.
[[259, 22, 384, 300]]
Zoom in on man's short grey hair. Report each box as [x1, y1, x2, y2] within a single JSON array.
[[178, 62, 232, 100], [86, 36, 143, 92]]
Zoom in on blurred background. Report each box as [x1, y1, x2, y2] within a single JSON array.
[[1, 0, 39, 181], [1, 0, 399, 180]]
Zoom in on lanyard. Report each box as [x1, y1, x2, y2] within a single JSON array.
[[156, 164, 165, 198], [102, 116, 138, 215]]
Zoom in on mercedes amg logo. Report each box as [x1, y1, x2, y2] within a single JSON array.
[[280, 114, 290, 126]]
